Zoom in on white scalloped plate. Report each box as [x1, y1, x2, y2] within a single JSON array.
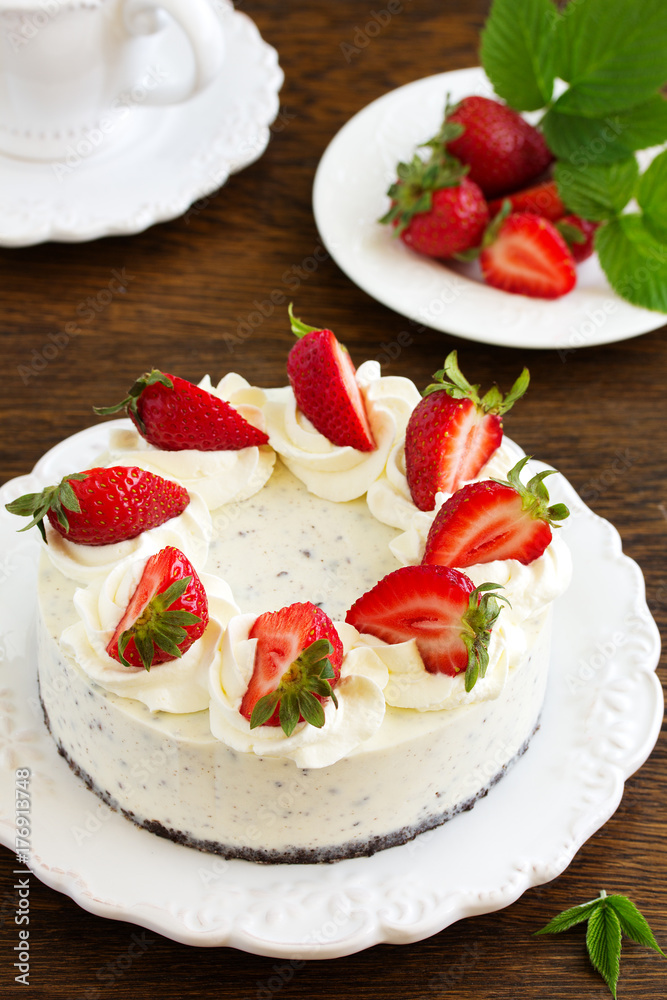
[[0, 1, 283, 247], [313, 67, 666, 350], [0, 423, 662, 957]]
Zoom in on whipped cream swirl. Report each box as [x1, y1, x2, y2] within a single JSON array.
[[62, 554, 240, 713], [209, 617, 388, 767], [263, 361, 421, 501], [44, 490, 212, 586], [104, 373, 275, 510]]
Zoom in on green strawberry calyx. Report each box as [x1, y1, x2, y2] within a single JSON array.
[[116, 575, 202, 671], [379, 152, 469, 235], [493, 456, 570, 525], [249, 637, 339, 737], [423, 350, 530, 415], [4, 472, 88, 543], [93, 369, 173, 434], [461, 583, 510, 692]]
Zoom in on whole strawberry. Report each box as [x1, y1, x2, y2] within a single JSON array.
[[441, 96, 553, 198], [5, 466, 190, 545], [480, 212, 577, 299], [346, 564, 507, 691], [286, 305, 375, 452], [107, 546, 208, 670], [556, 214, 600, 263], [241, 601, 343, 736], [94, 369, 269, 451], [404, 352, 529, 511], [380, 153, 489, 259], [423, 457, 570, 569]]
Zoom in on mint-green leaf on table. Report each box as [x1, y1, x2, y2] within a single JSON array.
[[553, 0, 667, 118], [542, 96, 667, 166], [637, 148, 667, 242], [586, 904, 622, 999], [595, 215, 667, 314], [480, 0, 559, 111], [535, 898, 602, 936], [606, 895, 667, 956], [554, 158, 638, 221]]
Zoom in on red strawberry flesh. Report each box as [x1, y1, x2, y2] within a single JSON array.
[[480, 213, 576, 299], [346, 564, 480, 676]]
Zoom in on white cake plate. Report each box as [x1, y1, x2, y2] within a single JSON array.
[[0, 423, 662, 958], [313, 66, 667, 350], [0, 2, 283, 247]]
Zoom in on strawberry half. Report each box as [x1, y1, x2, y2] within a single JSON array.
[[5, 466, 190, 545], [286, 306, 375, 452], [380, 153, 489, 259], [106, 546, 208, 670], [240, 602, 344, 736], [423, 456, 570, 569], [404, 351, 530, 511], [441, 95, 553, 198], [488, 180, 565, 222], [94, 369, 269, 451], [345, 565, 506, 692], [480, 212, 577, 299]]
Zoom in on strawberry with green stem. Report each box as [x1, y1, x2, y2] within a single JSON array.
[[346, 564, 507, 692], [287, 305, 375, 452], [404, 351, 530, 511], [241, 602, 344, 737], [94, 369, 269, 451], [107, 546, 208, 670], [5, 466, 190, 545], [423, 456, 570, 569]]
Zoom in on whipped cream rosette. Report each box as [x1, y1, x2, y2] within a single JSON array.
[[209, 616, 388, 767], [62, 552, 239, 713], [103, 373, 275, 511], [263, 361, 421, 501]]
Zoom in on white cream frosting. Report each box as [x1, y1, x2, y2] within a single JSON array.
[[263, 361, 422, 502], [209, 616, 388, 768], [44, 491, 212, 586], [62, 554, 240, 714], [104, 373, 276, 511]]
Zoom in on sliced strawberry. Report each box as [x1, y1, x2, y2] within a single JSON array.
[[5, 466, 190, 546], [404, 352, 529, 511], [480, 212, 577, 299], [380, 153, 489, 259], [346, 565, 506, 691], [423, 456, 570, 569], [488, 180, 565, 222], [94, 369, 269, 451], [106, 546, 208, 669], [441, 96, 553, 198], [286, 306, 375, 452], [240, 602, 344, 736], [556, 214, 600, 263]]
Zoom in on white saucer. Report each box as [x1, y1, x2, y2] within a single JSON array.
[[0, 2, 283, 247], [0, 424, 662, 957], [313, 67, 666, 351]]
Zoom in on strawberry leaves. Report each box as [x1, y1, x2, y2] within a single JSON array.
[[536, 890, 666, 998], [249, 638, 339, 737], [6, 472, 87, 542], [423, 350, 530, 414], [461, 583, 508, 692], [117, 575, 202, 671]]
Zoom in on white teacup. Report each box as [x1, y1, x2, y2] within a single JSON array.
[[0, 0, 225, 161]]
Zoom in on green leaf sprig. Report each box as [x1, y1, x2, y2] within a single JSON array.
[[480, 0, 667, 313], [536, 890, 666, 998]]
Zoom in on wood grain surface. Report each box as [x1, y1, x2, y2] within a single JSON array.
[[1, 1, 666, 997]]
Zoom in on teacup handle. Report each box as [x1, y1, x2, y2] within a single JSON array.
[[123, 0, 225, 105]]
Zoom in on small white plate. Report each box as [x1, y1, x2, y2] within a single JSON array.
[[0, 424, 662, 956], [0, 2, 283, 247], [313, 67, 666, 351]]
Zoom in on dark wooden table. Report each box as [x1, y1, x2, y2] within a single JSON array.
[[1, 1, 665, 996]]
